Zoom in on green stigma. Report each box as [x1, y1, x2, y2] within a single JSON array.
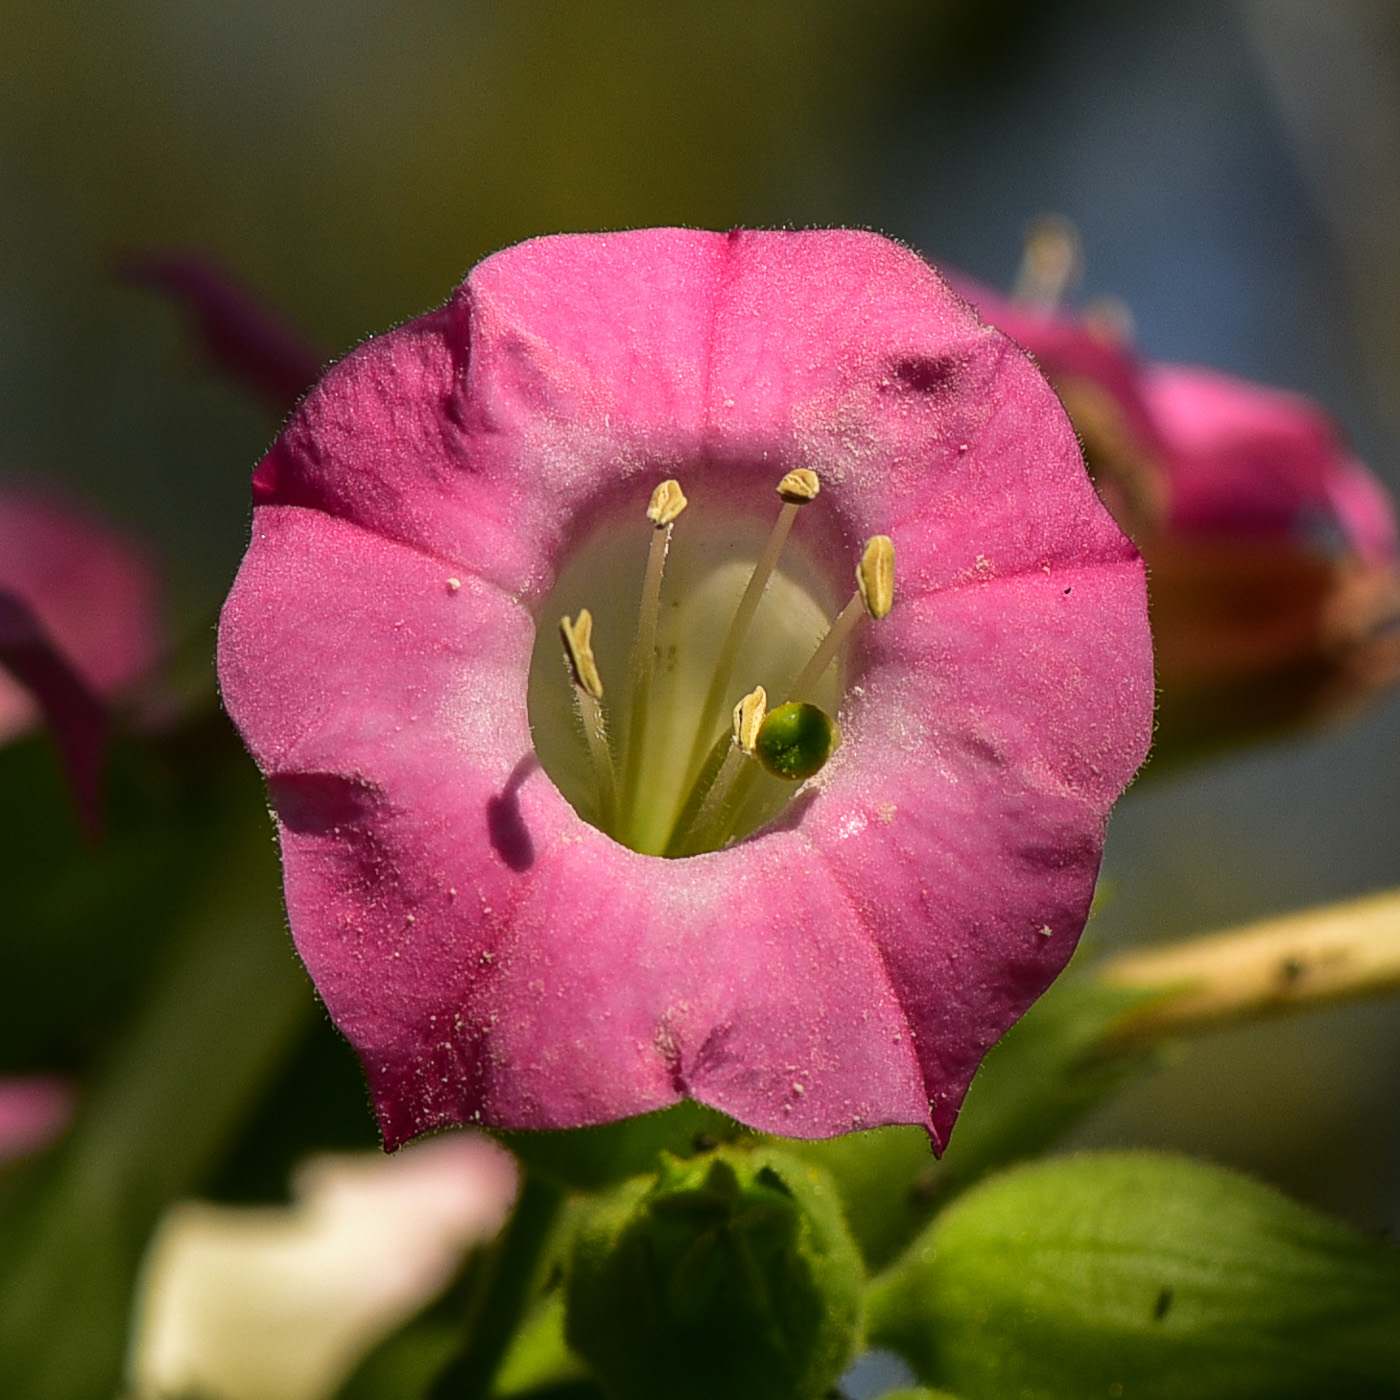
[[754, 702, 841, 783]]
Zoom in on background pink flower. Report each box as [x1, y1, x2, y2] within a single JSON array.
[[0, 1075, 73, 1166], [0, 485, 163, 831], [0, 485, 161, 745], [954, 276, 1400, 751]]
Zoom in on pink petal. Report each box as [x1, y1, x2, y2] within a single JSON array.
[[1143, 363, 1400, 562], [0, 1075, 73, 1164], [945, 273, 1168, 467]]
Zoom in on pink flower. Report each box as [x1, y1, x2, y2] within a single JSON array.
[[0, 1075, 73, 1165], [0, 485, 162, 830], [218, 229, 1152, 1149], [957, 276, 1400, 747]]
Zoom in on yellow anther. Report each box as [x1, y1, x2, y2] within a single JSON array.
[[560, 609, 604, 700], [732, 686, 767, 754], [1015, 214, 1082, 308], [646, 478, 688, 527], [857, 535, 895, 619], [776, 469, 821, 505]]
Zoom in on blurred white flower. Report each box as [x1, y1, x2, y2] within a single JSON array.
[[126, 1130, 517, 1400]]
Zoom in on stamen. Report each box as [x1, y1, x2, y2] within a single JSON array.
[[666, 686, 766, 857], [701, 536, 893, 850], [856, 533, 895, 619], [560, 608, 603, 700], [646, 477, 689, 526], [681, 469, 822, 791], [1013, 214, 1082, 310], [787, 536, 895, 701], [560, 609, 617, 827], [733, 684, 768, 754], [619, 479, 687, 841]]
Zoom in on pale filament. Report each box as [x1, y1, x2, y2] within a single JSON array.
[[681, 470, 820, 792], [619, 479, 687, 845]]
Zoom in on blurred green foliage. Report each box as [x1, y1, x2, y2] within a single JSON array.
[[0, 718, 313, 1399]]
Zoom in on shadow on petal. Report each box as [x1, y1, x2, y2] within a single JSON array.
[[487, 754, 538, 872]]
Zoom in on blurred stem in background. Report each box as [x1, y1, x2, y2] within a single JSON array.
[[1100, 885, 1400, 1044]]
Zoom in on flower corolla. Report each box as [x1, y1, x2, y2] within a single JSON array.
[[218, 229, 1153, 1149]]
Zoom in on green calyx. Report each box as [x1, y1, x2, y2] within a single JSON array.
[[564, 1146, 864, 1400]]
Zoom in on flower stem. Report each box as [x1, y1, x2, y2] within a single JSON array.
[[429, 1171, 563, 1400], [1097, 886, 1400, 1048], [681, 500, 799, 789]]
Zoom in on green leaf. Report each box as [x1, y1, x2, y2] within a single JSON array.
[[785, 972, 1162, 1270], [868, 1151, 1400, 1400], [0, 754, 313, 1400]]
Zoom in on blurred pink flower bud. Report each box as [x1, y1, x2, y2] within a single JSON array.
[[0, 1074, 73, 1165]]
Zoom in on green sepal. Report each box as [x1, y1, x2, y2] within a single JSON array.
[[496, 1292, 593, 1397], [565, 1146, 864, 1400], [867, 1151, 1400, 1400], [780, 1125, 934, 1272], [497, 1099, 748, 1191]]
